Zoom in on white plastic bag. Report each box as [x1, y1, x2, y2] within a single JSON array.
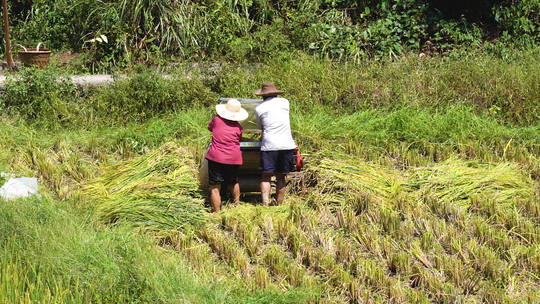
[[0, 177, 39, 200]]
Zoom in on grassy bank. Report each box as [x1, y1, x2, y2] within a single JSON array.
[[2, 50, 539, 128]]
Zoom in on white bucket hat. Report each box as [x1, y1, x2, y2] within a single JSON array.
[[216, 99, 248, 122]]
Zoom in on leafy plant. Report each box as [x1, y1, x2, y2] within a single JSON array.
[[7, 0, 540, 64], [362, 0, 429, 58], [0, 67, 80, 127], [494, 0, 540, 48]]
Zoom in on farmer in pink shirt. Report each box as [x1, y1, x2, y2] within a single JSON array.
[[206, 99, 248, 212]]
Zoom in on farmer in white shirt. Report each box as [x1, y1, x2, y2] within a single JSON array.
[[254, 82, 296, 206]]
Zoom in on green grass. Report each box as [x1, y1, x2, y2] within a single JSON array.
[[293, 105, 540, 176], [212, 51, 540, 125], [0, 52, 539, 303], [0, 195, 310, 303]]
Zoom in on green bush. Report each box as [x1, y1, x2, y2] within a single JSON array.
[[0, 67, 81, 127], [429, 16, 484, 52], [494, 0, 540, 48], [363, 0, 429, 58], [12, 0, 119, 51], [228, 18, 293, 61]]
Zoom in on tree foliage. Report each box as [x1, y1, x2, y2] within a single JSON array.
[[4, 0, 538, 66]]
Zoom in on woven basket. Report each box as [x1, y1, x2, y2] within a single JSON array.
[[18, 48, 51, 68]]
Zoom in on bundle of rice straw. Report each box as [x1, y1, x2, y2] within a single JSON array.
[[81, 142, 206, 235], [315, 156, 404, 202], [407, 159, 535, 206]]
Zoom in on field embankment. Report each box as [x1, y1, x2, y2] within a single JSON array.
[[0, 53, 538, 303]]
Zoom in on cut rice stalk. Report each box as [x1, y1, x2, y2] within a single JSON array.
[[80, 142, 206, 236]]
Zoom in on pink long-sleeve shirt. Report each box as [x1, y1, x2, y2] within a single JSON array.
[[205, 115, 243, 165]]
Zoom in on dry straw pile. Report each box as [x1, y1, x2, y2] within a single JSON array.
[[316, 155, 536, 206], [80, 142, 206, 236], [409, 159, 536, 206]]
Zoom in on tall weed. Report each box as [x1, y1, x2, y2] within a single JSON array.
[[90, 71, 217, 123], [211, 52, 540, 124]]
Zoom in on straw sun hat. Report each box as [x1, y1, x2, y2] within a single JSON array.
[[254, 82, 283, 96], [216, 99, 248, 122]]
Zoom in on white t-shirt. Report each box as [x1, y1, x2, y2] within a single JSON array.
[[255, 97, 296, 151]]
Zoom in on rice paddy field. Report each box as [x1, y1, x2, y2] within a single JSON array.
[[0, 52, 539, 303]]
